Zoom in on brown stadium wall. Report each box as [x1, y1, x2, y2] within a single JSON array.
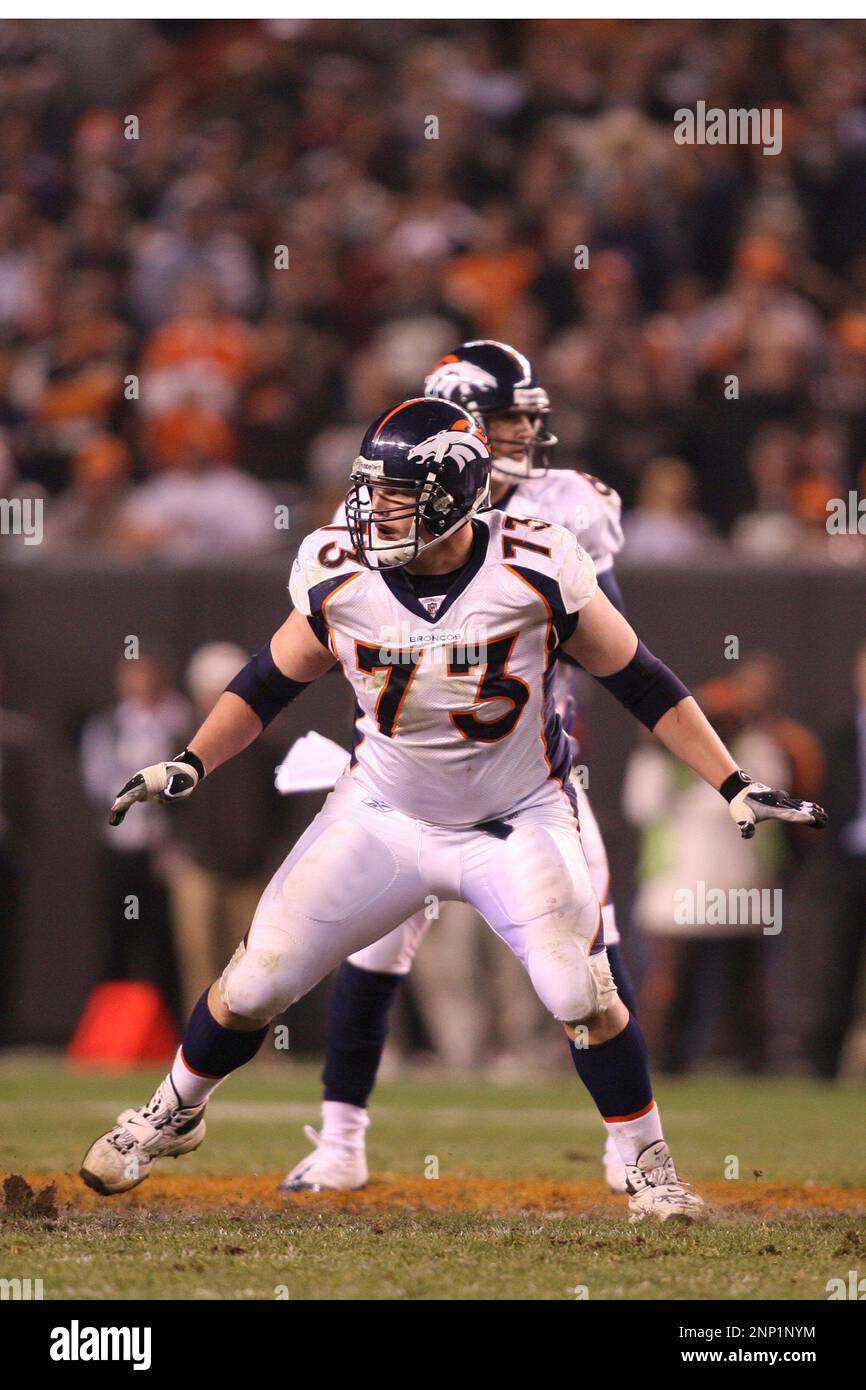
[[0, 555, 860, 1048]]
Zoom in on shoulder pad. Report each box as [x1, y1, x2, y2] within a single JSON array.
[[494, 513, 597, 616], [289, 527, 362, 616]]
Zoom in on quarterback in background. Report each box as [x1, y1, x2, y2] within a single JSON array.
[[81, 395, 826, 1223], [281, 341, 636, 1196]]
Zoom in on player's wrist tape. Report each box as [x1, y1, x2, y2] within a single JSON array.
[[174, 749, 206, 781], [719, 769, 753, 803], [594, 640, 690, 731], [225, 644, 311, 727]]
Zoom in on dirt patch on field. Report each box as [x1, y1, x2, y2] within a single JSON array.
[[1, 1173, 59, 1223], [15, 1172, 866, 1217]]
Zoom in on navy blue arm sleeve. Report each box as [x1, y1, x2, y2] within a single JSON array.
[[225, 644, 311, 728], [594, 640, 690, 731]]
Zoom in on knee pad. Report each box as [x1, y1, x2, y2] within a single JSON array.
[[220, 930, 335, 1021], [527, 936, 619, 1025], [219, 940, 295, 1022], [493, 824, 601, 1019], [528, 922, 594, 1023]]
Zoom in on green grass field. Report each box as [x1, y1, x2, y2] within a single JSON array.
[[1, 1056, 863, 1301]]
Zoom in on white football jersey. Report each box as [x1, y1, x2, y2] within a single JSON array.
[[289, 510, 597, 827], [492, 469, 623, 574], [493, 472, 623, 725]]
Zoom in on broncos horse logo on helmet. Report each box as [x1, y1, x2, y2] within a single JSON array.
[[345, 398, 491, 570], [408, 428, 488, 475], [424, 340, 557, 481]]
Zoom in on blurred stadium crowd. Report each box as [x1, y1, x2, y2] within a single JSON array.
[[1, 18, 866, 1078], [1, 17, 866, 559]]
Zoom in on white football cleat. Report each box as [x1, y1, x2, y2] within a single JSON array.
[[278, 1125, 368, 1194], [80, 1078, 207, 1196], [603, 1133, 628, 1194], [625, 1140, 706, 1223]]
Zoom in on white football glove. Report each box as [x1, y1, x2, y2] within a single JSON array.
[[724, 772, 827, 840], [109, 752, 203, 827]]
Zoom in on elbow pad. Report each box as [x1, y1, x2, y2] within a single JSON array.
[[595, 640, 690, 731], [225, 644, 311, 728]]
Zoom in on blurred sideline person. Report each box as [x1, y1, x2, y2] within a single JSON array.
[[82, 396, 825, 1224], [621, 456, 718, 562], [623, 669, 794, 1073], [169, 643, 286, 1016], [727, 655, 826, 1070], [283, 341, 635, 1194], [816, 642, 866, 1077], [42, 433, 132, 552], [79, 651, 190, 1016]]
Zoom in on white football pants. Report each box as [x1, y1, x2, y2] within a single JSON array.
[[347, 773, 619, 979], [220, 770, 617, 1026]]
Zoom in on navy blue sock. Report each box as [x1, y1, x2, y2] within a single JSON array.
[[607, 941, 638, 1017], [181, 989, 269, 1079], [568, 1014, 653, 1121], [322, 962, 402, 1108]]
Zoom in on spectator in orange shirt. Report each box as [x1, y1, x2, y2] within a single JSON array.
[[139, 275, 256, 421], [443, 202, 538, 339], [114, 406, 279, 559]]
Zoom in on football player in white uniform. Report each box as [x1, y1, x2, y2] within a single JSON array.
[[82, 397, 826, 1223], [281, 341, 636, 1196]]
